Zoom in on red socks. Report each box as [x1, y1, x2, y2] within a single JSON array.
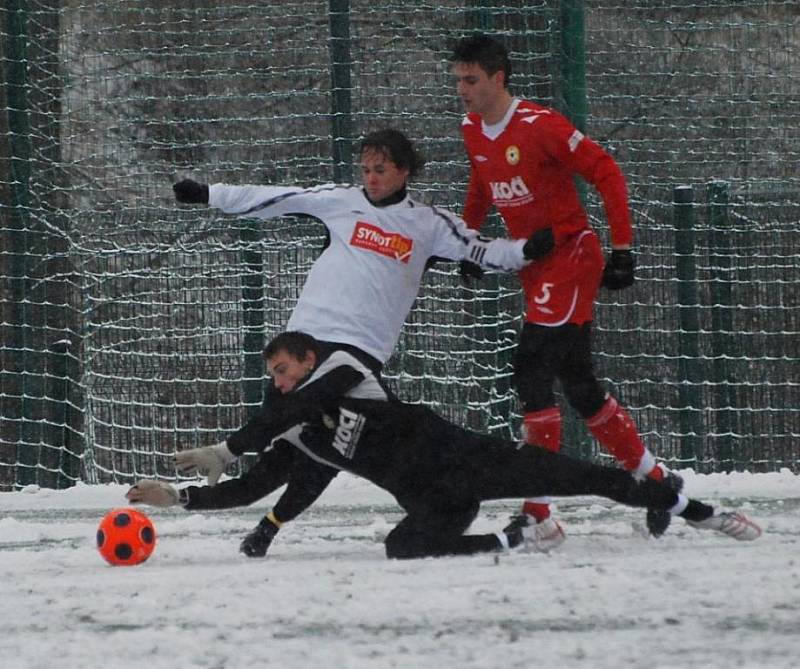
[[586, 394, 657, 478], [521, 398, 661, 523], [522, 500, 551, 522], [521, 407, 563, 521], [522, 407, 562, 453]]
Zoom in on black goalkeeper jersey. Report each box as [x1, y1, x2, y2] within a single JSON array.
[[184, 347, 688, 537], [182, 347, 500, 519]]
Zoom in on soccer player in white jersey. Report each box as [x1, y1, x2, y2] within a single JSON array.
[[170, 128, 555, 485]]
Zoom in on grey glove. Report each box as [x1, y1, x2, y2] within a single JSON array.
[[174, 442, 236, 485], [125, 479, 180, 507]]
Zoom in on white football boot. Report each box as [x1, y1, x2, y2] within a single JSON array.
[[687, 511, 762, 541], [523, 517, 567, 553], [503, 514, 567, 553]]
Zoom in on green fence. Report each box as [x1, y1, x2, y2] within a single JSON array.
[[1, 1, 798, 489]]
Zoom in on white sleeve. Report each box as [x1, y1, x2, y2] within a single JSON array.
[[430, 206, 529, 272], [208, 183, 342, 220], [464, 234, 529, 271]]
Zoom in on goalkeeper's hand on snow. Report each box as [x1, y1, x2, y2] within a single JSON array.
[[126, 479, 181, 507], [601, 249, 635, 290], [173, 442, 236, 486], [240, 513, 282, 558], [173, 179, 209, 204]]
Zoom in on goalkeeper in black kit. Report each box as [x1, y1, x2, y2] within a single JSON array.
[[127, 332, 762, 559]]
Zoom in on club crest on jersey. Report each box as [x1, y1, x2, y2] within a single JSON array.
[[505, 145, 521, 165], [489, 176, 534, 206], [331, 407, 365, 459], [350, 221, 413, 263]]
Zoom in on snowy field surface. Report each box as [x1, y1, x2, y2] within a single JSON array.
[[1, 470, 799, 669]]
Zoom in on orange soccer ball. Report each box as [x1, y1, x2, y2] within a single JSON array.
[[96, 507, 156, 566]]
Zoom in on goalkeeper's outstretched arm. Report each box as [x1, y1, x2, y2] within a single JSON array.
[[126, 441, 296, 510]]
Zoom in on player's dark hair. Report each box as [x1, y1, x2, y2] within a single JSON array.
[[451, 33, 512, 88], [263, 331, 320, 362], [359, 128, 425, 178]]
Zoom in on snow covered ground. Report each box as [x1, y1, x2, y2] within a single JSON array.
[[1, 469, 799, 669]]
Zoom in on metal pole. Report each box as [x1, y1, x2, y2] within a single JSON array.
[[4, 0, 38, 486], [707, 180, 734, 469], [241, 227, 266, 417], [328, 0, 353, 184], [674, 185, 704, 467]]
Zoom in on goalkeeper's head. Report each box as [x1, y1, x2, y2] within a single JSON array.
[[263, 331, 320, 394]]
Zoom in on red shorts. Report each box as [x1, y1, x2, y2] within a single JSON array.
[[518, 229, 603, 326]]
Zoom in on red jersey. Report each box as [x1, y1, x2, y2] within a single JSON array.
[[461, 99, 633, 248]]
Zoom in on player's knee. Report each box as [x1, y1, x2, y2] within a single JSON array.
[[562, 376, 606, 418], [513, 370, 556, 411], [384, 531, 426, 560], [385, 543, 414, 560], [513, 348, 557, 410]]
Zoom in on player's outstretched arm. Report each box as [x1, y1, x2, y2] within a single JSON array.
[[173, 441, 236, 486], [455, 227, 552, 284]]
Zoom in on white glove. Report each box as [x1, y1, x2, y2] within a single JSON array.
[[174, 441, 236, 485], [125, 479, 180, 507]]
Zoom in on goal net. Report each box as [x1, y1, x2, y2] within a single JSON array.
[[1, 1, 798, 489]]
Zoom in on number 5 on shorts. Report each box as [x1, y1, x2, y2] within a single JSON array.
[[533, 282, 554, 305]]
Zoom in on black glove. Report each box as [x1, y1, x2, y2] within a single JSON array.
[[601, 249, 635, 289], [173, 179, 209, 204], [458, 259, 484, 284], [523, 227, 555, 261], [240, 515, 281, 558]]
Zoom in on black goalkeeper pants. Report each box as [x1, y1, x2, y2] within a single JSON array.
[[384, 436, 684, 560]]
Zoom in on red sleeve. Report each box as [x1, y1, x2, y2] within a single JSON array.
[[540, 116, 633, 247], [577, 139, 633, 247], [462, 166, 492, 231]]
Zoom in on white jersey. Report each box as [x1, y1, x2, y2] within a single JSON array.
[[209, 183, 528, 363]]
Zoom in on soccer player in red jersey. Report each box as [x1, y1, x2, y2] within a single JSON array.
[[450, 34, 680, 544]]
